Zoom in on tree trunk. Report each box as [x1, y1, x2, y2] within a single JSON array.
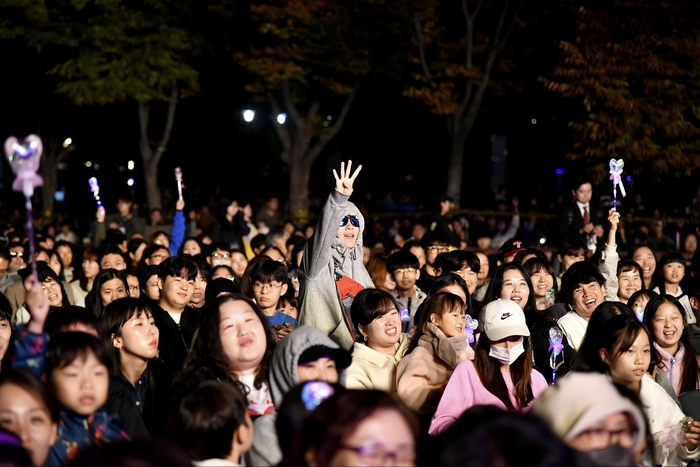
[[446, 124, 466, 206], [288, 154, 312, 226], [39, 153, 58, 216], [143, 158, 161, 211]]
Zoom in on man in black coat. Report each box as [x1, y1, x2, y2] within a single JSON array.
[[150, 256, 201, 372], [558, 177, 608, 255]]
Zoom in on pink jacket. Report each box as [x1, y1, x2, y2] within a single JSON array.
[[655, 343, 700, 395], [429, 359, 548, 436]]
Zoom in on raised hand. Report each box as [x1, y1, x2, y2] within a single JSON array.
[[333, 160, 362, 196], [24, 275, 49, 335], [176, 197, 185, 211]]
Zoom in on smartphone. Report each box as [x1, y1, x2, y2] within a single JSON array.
[[282, 322, 296, 330]]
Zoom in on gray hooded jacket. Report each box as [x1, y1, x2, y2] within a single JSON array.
[[298, 189, 374, 350], [244, 326, 348, 466]]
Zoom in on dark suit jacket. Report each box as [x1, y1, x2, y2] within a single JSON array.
[[558, 203, 608, 249], [150, 301, 202, 372]]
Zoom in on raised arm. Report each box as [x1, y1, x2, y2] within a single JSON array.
[[599, 209, 620, 302]]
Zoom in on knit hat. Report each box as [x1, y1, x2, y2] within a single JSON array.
[[481, 299, 530, 341], [530, 372, 646, 451]]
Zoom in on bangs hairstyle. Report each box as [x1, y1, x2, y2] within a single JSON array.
[[643, 295, 700, 394], [350, 288, 401, 335], [482, 263, 536, 312], [0, 368, 59, 423], [170, 380, 249, 461], [99, 297, 154, 375], [557, 260, 605, 305], [574, 313, 653, 375], [522, 257, 558, 293], [408, 292, 467, 354], [434, 250, 480, 275], [617, 259, 644, 278], [157, 256, 198, 281], [249, 257, 288, 284], [45, 332, 111, 387], [386, 250, 420, 274], [179, 294, 275, 391]]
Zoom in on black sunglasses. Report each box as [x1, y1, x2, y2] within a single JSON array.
[[340, 215, 360, 228]]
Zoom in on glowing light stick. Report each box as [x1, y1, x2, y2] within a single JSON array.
[[175, 167, 183, 199], [400, 308, 410, 323], [4, 135, 44, 284], [548, 326, 565, 385], [88, 177, 103, 212], [609, 159, 626, 212], [465, 315, 478, 345]]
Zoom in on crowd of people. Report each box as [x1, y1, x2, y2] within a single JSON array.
[[1, 160, 700, 466]]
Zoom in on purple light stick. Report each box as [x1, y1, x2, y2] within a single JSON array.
[[88, 177, 103, 211], [4, 135, 44, 285], [609, 159, 626, 212]]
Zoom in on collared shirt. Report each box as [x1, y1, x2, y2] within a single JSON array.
[[120, 370, 149, 416], [575, 201, 590, 220]]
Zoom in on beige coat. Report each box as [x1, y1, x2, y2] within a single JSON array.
[[396, 323, 474, 415], [346, 333, 411, 394]]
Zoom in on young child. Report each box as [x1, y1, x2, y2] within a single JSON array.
[[653, 252, 695, 323], [170, 380, 254, 467], [250, 258, 298, 341], [396, 292, 474, 417], [387, 250, 426, 332], [277, 284, 298, 322], [44, 332, 129, 466]]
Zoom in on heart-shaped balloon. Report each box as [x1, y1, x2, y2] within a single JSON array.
[[4, 135, 44, 197], [609, 158, 624, 173]]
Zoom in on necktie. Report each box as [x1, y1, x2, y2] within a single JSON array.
[[583, 206, 590, 225]]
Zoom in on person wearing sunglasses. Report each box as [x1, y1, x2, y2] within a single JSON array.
[[298, 161, 375, 351]]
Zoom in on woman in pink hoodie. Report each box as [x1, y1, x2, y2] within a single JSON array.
[[429, 299, 548, 435]]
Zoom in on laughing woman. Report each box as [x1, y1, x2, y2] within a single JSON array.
[[346, 289, 411, 393]]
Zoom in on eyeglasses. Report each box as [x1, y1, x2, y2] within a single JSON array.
[[577, 426, 635, 448], [338, 445, 415, 465], [41, 279, 59, 290], [211, 252, 231, 259], [253, 282, 282, 291], [427, 246, 450, 252], [394, 268, 417, 276], [340, 215, 360, 228], [10, 251, 23, 257]]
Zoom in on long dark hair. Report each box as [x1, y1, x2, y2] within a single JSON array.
[[78, 247, 100, 292], [407, 292, 467, 355], [85, 268, 129, 318], [652, 252, 687, 295], [573, 312, 654, 375], [644, 295, 700, 394], [473, 334, 534, 410], [176, 294, 276, 391], [481, 263, 536, 315]]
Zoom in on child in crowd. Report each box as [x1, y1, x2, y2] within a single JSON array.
[[643, 295, 700, 396], [653, 252, 695, 322], [430, 299, 548, 436], [44, 332, 129, 466], [573, 308, 700, 466], [396, 292, 474, 417], [387, 250, 426, 332], [415, 230, 451, 294], [170, 380, 254, 467], [250, 258, 297, 341]]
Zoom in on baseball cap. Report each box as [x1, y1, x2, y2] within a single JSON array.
[[481, 299, 530, 341], [298, 345, 352, 370], [498, 239, 526, 261]]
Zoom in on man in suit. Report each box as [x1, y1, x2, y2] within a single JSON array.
[[558, 177, 607, 256]]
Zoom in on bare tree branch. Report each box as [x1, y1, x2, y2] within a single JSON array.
[[153, 86, 179, 162], [281, 81, 302, 125], [412, 10, 437, 90], [495, 0, 525, 53], [308, 84, 359, 162], [138, 102, 151, 161], [267, 92, 292, 158], [306, 96, 320, 119]]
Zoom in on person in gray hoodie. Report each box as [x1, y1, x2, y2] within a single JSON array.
[[244, 325, 351, 466], [298, 160, 374, 350]]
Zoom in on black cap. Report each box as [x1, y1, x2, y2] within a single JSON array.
[[498, 239, 526, 261], [205, 277, 240, 303], [18, 261, 59, 283], [298, 345, 352, 369]]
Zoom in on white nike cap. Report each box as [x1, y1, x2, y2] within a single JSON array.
[[481, 299, 530, 341]]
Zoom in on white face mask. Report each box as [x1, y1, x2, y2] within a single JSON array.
[[489, 341, 525, 365]]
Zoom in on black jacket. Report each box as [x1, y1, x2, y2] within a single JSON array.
[[150, 301, 202, 372], [558, 203, 608, 248]]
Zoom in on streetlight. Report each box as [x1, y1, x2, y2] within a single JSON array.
[[62, 137, 72, 148], [243, 109, 255, 123], [277, 113, 287, 124], [128, 160, 135, 171]]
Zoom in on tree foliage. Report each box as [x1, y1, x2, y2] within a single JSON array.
[[542, 1, 700, 183]]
